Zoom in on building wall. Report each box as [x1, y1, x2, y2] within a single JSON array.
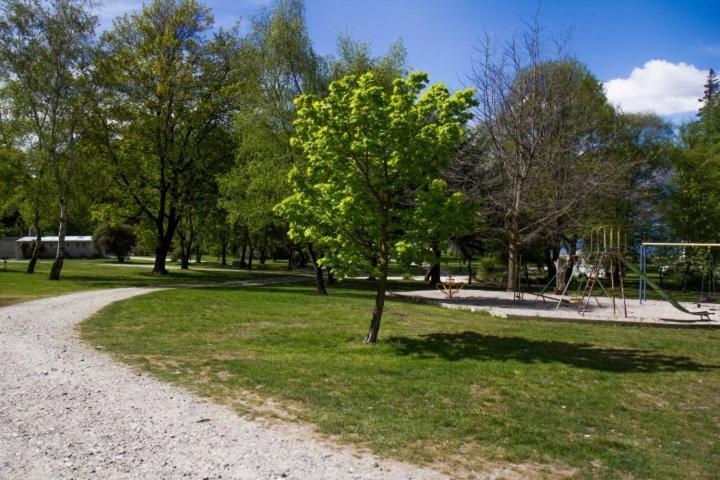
[[0, 237, 19, 258], [16, 241, 97, 259]]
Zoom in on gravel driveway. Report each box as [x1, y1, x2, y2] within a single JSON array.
[[0, 286, 445, 479]]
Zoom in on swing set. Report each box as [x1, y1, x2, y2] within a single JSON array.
[[531, 225, 630, 317], [639, 242, 719, 304]]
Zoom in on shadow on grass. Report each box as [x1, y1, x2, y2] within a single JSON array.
[[387, 331, 718, 373]]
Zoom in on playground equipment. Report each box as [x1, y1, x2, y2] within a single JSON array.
[[520, 227, 718, 322], [438, 274, 464, 298], [575, 226, 628, 317], [637, 242, 720, 321], [532, 225, 629, 317], [639, 243, 719, 303]]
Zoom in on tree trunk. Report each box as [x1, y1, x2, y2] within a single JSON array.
[[180, 250, 190, 270], [26, 230, 42, 274], [507, 242, 519, 291], [296, 249, 308, 268], [427, 246, 441, 287], [153, 214, 178, 275], [682, 262, 691, 291], [239, 231, 248, 267], [365, 247, 389, 344], [220, 240, 227, 266], [506, 210, 521, 291], [194, 245, 202, 264], [153, 241, 170, 274], [467, 256, 473, 285], [327, 268, 336, 284], [545, 246, 556, 284], [49, 196, 67, 281], [307, 243, 327, 295], [247, 243, 253, 270]]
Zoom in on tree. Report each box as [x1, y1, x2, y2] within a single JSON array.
[[0, 0, 96, 280], [93, 222, 137, 262], [329, 35, 407, 88], [94, 0, 242, 274], [668, 77, 720, 242], [219, 0, 327, 288], [464, 22, 622, 290], [698, 68, 718, 119], [277, 71, 475, 343]]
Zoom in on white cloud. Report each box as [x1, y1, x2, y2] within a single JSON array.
[[603, 60, 707, 116]]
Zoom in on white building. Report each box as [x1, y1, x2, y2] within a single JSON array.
[[15, 236, 99, 259]]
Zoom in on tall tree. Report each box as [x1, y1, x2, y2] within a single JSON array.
[[219, 0, 327, 287], [94, 0, 242, 274], [329, 34, 407, 88], [277, 71, 475, 343], [464, 23, 622, 290], [0, 0, 96, 279], [698, 68, 718, 119], [669, 74, 720, 242]]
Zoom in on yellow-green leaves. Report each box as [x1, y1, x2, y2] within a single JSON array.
[[276, 71, 477, 277]]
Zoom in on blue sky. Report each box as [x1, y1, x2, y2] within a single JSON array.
[[99, 0, 720, 119]]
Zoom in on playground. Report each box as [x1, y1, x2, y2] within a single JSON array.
[[397, 226, 720, 327], [391, 289, 720, 327]]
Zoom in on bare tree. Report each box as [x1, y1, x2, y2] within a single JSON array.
[[459, 18, 624, 290]]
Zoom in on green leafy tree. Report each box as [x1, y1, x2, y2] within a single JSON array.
[[0, 0, 96, 279], [698, 68, 718, 119], [277, 71, 475, 343], [668, 87, 720, 242], [329, 34, 407, 88], [94, 0, 242, 274], [93, 222, 137, 263], [219, 0, 327, 286]]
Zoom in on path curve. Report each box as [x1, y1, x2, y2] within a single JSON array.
[[0, 284, 445, 479]]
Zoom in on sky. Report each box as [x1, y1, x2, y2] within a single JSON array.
[[98, 0, 720, 122]]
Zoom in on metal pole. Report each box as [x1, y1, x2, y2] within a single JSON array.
[[639, 244, 645, 304]]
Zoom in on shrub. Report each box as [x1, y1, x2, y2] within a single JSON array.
[[476, 254, 505, 282], [93, 223, 137, 263]]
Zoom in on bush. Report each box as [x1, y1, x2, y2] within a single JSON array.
[[93, 223, 137, 263], [476, 255, 505, 282]]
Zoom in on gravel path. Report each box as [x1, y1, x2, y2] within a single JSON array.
[[0, 285, 445, 480]]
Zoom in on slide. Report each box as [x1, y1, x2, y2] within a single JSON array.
[[617, 253, 712, 321]]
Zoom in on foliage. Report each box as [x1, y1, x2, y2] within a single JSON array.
[[475, 254, 505, 282], [93, 223, 137, 262], [0, 0, 97, 279], [217, 0, 325, 267], [329, 34, 407, 88], [94, 0, 241, 274], [667, 68, 720, 242], [277, 71, 475, 341]]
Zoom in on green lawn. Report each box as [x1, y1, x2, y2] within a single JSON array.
[[0, 259, 301, 306], [81, 282, 720, 479]]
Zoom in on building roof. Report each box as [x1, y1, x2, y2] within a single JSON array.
[[17, 236, 93, 242]]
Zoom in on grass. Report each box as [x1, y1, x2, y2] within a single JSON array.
[[0, 258, 301, 306], [81, 281, 720, 479]]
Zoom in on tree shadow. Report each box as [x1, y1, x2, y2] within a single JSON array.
[[386, 332, 718, 373]]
